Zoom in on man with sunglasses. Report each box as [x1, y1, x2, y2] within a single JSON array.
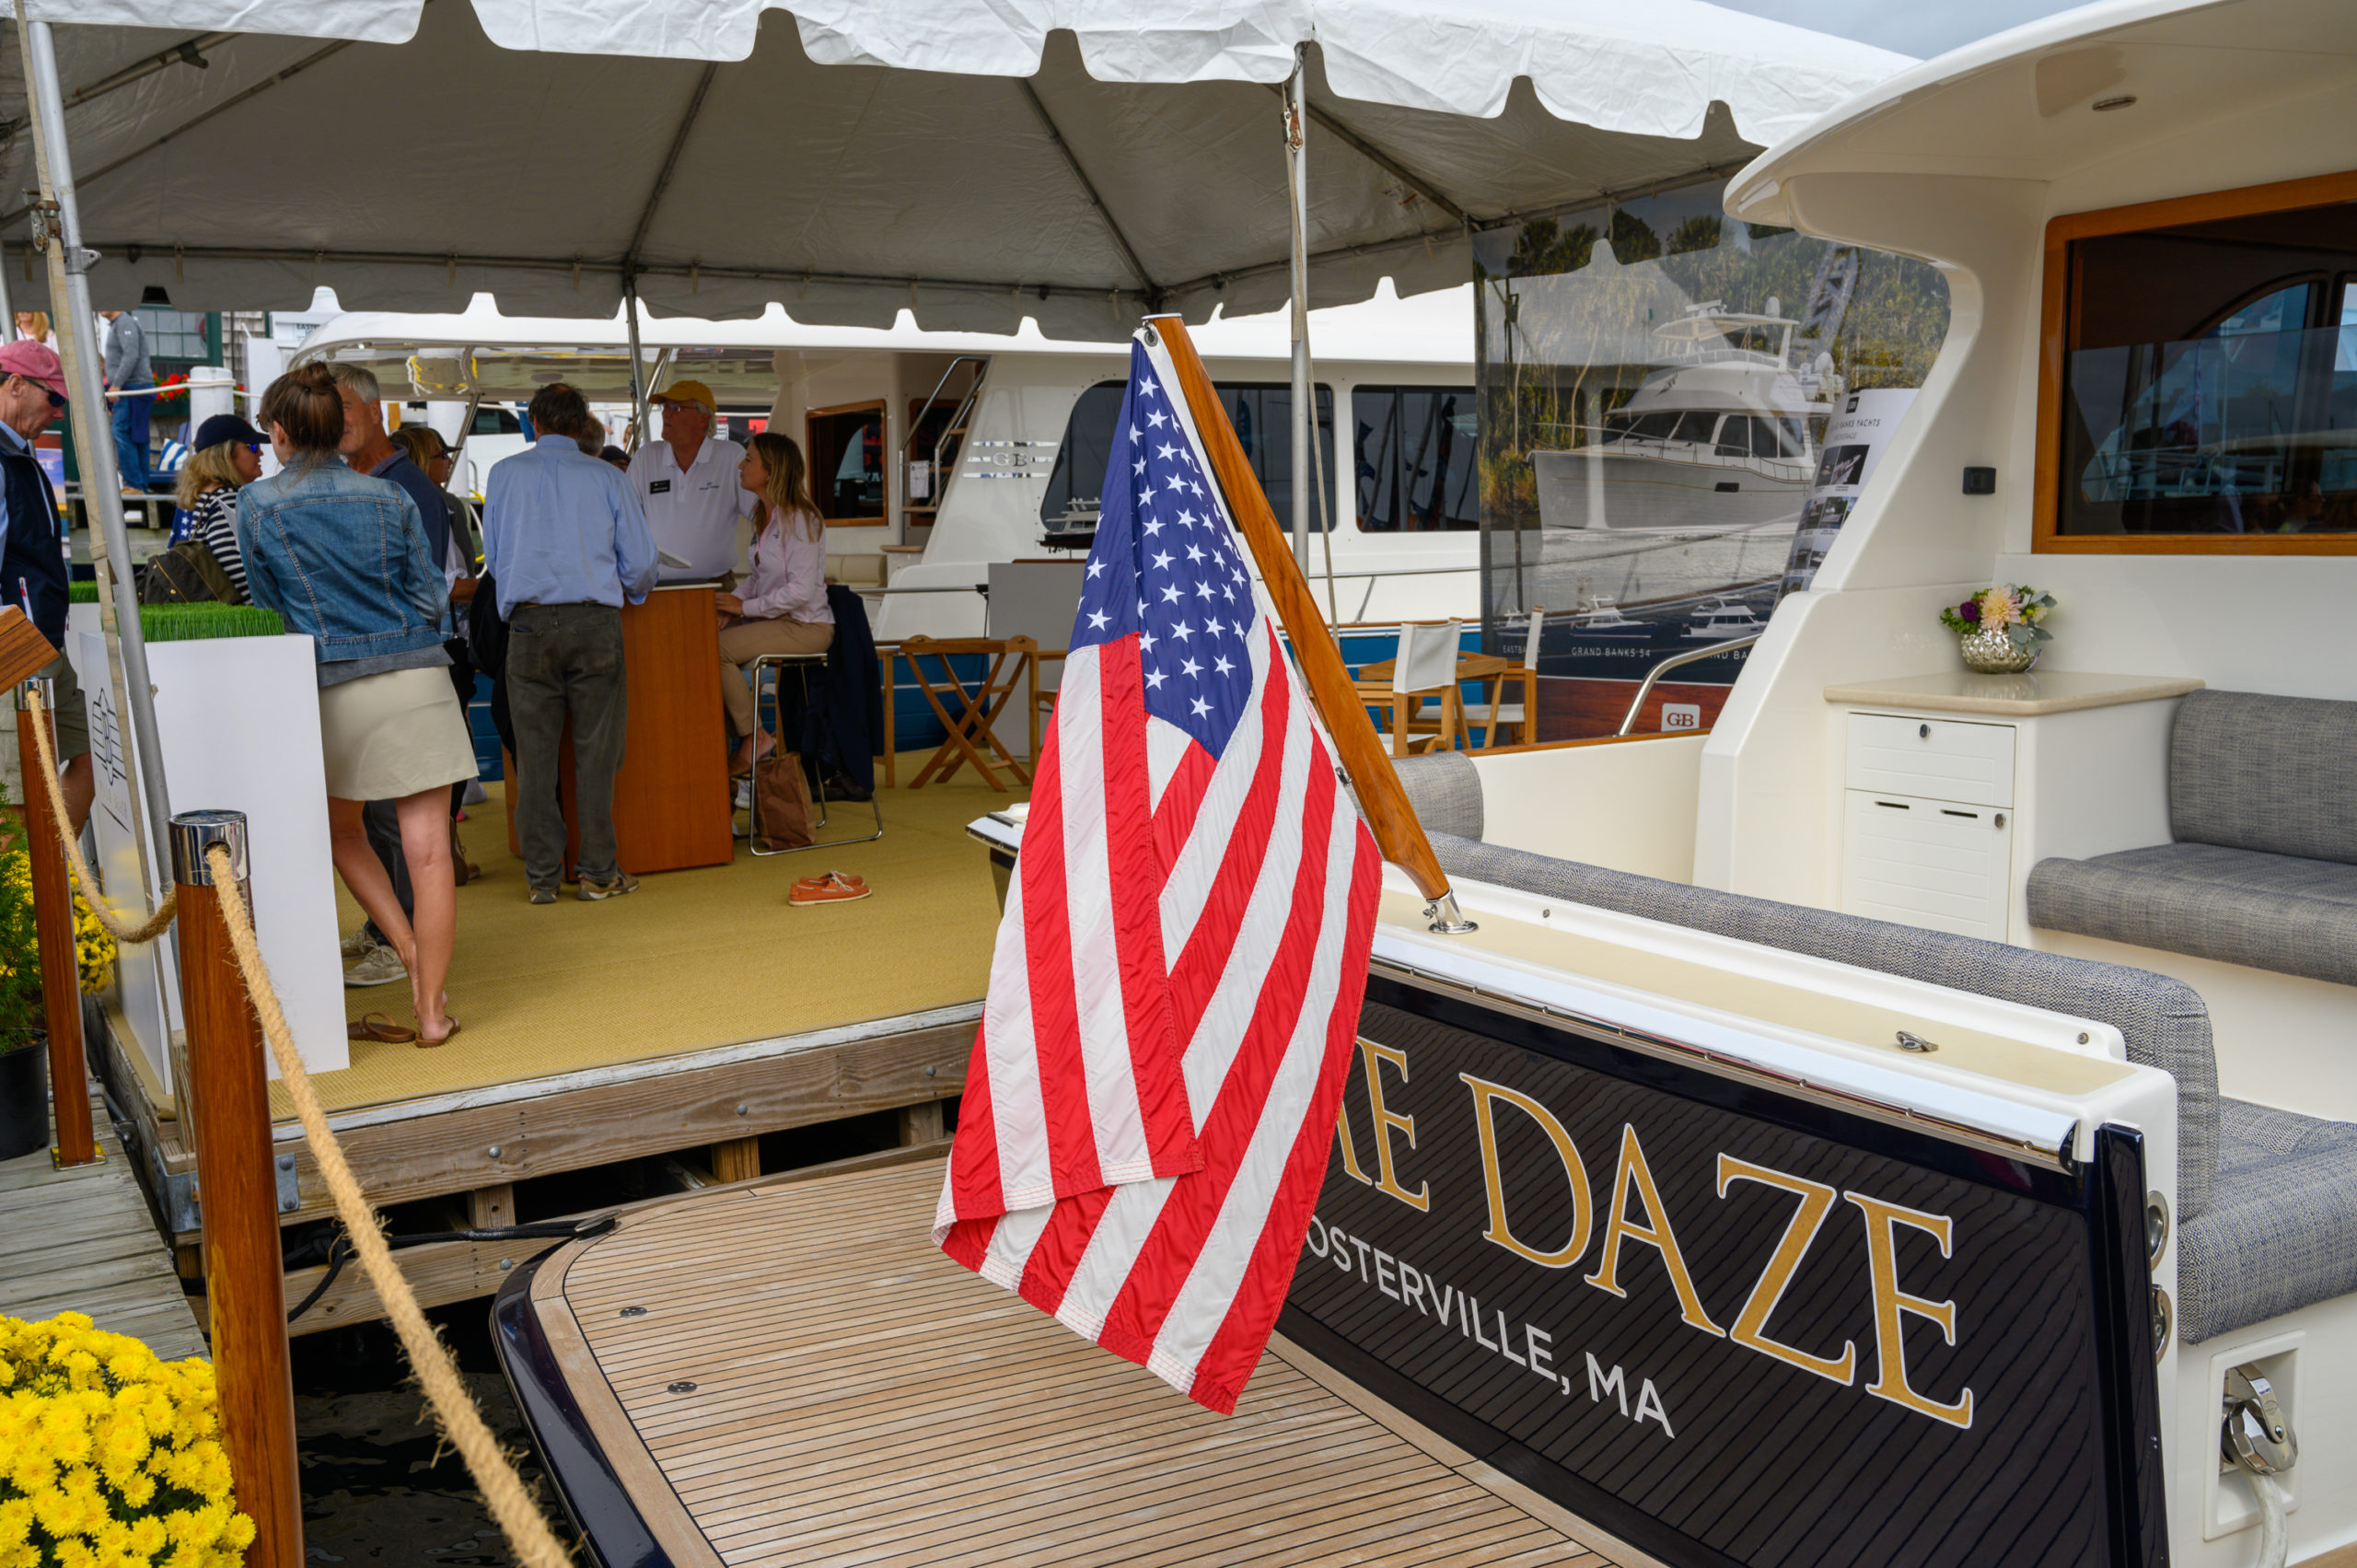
[[0, 340, 91, 833]]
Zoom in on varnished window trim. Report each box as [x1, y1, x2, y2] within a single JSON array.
[[2033, 168, 2357, 556]]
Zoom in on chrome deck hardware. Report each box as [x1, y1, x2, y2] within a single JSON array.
[[2223, 1365, 2297, 1476]]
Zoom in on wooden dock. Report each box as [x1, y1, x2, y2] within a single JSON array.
[[0, 1098, 207, 1362]]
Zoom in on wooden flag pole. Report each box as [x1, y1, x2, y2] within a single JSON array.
[[1148, 314, 1473, 934]]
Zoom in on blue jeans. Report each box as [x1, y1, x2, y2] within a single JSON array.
[[111, 378, 152, 491]]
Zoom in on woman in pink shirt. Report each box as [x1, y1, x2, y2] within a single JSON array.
[[721, 432, 834, 774]]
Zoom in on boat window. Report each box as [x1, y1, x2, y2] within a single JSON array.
[[1353, 386, 1478, 531], [473, 405, 521, 436], [1039, 379, 1336, 535], [1626, 412, 1678, 441], [1669, 412, 1719, 445], [807, 401, 887, 524], [2051, 192, 2357, 541], [1713, 419, 1749, 458]]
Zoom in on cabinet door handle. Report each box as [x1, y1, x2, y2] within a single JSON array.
[[1919, 723, 1931, 738], [1994, 812, 2007, 829]]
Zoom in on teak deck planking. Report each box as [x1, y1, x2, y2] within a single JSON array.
[[534, 1158, 1619, 1568], [0, 1098, 206, 1362]]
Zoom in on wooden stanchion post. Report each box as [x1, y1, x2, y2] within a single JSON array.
[[171, 809, 302, 1568], [18, 679, 95, 1167]]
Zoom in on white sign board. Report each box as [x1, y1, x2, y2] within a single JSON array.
[[1780, 388, 1919, 597], [75, 630, 349, 1091], [1660, 703, 1702, 733]]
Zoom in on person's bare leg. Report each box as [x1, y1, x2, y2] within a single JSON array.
[[59, 754, 93, 839], [396, 789, 457, 1041], [327, 796, 413, 958]]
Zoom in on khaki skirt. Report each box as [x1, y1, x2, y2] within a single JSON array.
[[318, 665, 478, 801]]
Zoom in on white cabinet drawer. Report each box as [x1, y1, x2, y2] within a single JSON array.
[[1845, 713, 2014, 807], [1841, 790, 2013, 941]]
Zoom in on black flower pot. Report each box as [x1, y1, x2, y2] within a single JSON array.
[[0, 1036, 51, 1161]]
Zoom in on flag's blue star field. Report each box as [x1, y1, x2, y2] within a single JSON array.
[[1069, 343, 1258, 754]]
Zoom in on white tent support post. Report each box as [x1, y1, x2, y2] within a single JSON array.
[[15, 4, 174, 889], [0, 239, 15, 341], [623, 282, 648, 450], [1283, 53, 1312, 586]]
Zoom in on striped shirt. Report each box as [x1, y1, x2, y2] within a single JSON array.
[[182, 485, 250, 601]]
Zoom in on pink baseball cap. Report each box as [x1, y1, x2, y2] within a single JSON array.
[[0, 340, 67, 401]]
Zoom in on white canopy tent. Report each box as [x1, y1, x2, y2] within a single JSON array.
[[4, 0, 1907, 904], [6, 0, 1907, 331]]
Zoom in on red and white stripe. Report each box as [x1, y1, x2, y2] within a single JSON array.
[[935, 383, 1382, 1413]]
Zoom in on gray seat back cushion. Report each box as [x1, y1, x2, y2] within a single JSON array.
[[2180, 1099, 2357, 1342], [1389, 751, 1483, 842], [1428, 831, 2220, 1218], [2173, 689, 2357, 864]]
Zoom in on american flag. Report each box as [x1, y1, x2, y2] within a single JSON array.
[[935, 335, 1383, 1413]]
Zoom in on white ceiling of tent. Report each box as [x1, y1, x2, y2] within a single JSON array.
[[4, 0, 1908, 335]]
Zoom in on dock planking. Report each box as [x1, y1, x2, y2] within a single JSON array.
[[0, 1098, 208, 1363]]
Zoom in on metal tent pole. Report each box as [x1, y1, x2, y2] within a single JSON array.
[[1283, 56, 1313, 586], [623, 277, 649, 452], [16, 8, 174, 888], [0, 240, 16, 341]]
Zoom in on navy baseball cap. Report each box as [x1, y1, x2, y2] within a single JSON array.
[[193, 412, 268, 450]]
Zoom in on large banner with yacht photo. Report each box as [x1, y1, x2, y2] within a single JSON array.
[[1472, 186, 1950, 741]]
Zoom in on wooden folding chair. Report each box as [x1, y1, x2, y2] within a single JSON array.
[[1464, 607, 1541, 749], [899, 635, 1038, 791]]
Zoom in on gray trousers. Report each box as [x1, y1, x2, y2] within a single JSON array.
[[506, 602, 628, 889]]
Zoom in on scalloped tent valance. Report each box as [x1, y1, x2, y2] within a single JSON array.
[[9, 0, 1908, 334]]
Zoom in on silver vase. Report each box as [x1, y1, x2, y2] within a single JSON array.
[[1957, 626, 2039, 674]]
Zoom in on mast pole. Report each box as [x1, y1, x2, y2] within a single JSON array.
[[1283, 53, 1314, 587], [623, 275, 649, 452], [15, 7, 175, 889], [1152, 314, 1470, 933]]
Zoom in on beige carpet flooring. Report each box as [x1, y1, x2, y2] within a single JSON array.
[[290, 757, 1019, 1118]]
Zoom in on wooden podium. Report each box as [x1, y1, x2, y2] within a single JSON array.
[[505, 585, 735, 875]]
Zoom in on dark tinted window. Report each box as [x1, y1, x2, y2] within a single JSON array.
[[1671, 412, 1718, 445], [1353, 386, 1477, 531], [807, 404, 885, 520], [2060, 201, 2357, 535], [1040, 379, 1337, 533], [473, 405, 522, 436]]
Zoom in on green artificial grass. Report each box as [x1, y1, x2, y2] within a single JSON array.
[[67, 585, 284, 639], [138, 604, 285, 642]]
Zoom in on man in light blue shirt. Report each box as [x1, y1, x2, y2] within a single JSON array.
[[483, 383, 658, 903]]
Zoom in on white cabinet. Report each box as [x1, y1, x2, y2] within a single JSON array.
[[1841, 790, 2013, 940], [1845, 714, 2014, 807], [1840, 712, 2016, 940]]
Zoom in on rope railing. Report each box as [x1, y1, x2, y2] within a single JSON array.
[[23, 687, 177, 943], [17, 685, 573, 1568], [201, 842, 574, 1568]]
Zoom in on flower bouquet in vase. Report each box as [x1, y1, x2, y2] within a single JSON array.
[[1940, 585, 2055, 673]]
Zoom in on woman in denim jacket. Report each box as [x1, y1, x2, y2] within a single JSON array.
[[239, 365, 473, 1045]]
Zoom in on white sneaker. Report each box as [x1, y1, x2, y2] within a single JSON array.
[[733, 778, 753, 811], [340, 928, 375, 960], [343, 943, 408, 989]]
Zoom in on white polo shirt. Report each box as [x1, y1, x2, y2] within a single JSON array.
[[628, 435, 745, 580]]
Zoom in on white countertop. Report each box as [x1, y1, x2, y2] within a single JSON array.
[[1822, 669, 2205, 717]]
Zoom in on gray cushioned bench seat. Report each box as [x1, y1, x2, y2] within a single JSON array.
[[2027, 844, 2357, 986], [2027, 689, 2357, 986], [1390, 749, 2356, 1342], [2185, 1101, 2357, 1342]]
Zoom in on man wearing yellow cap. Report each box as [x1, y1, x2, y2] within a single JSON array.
[[627, 379, 743, 581]]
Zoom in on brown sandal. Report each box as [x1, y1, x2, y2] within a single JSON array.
[[347, 1013, 417, 1044], [416, 1017, 463, 1049]]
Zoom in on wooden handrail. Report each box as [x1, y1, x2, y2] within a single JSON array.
[[1149, 316, 1457, 912]]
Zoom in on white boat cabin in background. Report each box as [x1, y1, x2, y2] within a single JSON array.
[[292, 283, 1480, 644], [1337, 1, 2356, 1563]]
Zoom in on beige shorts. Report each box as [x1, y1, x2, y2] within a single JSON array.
[[318, 665, 477, 802]]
